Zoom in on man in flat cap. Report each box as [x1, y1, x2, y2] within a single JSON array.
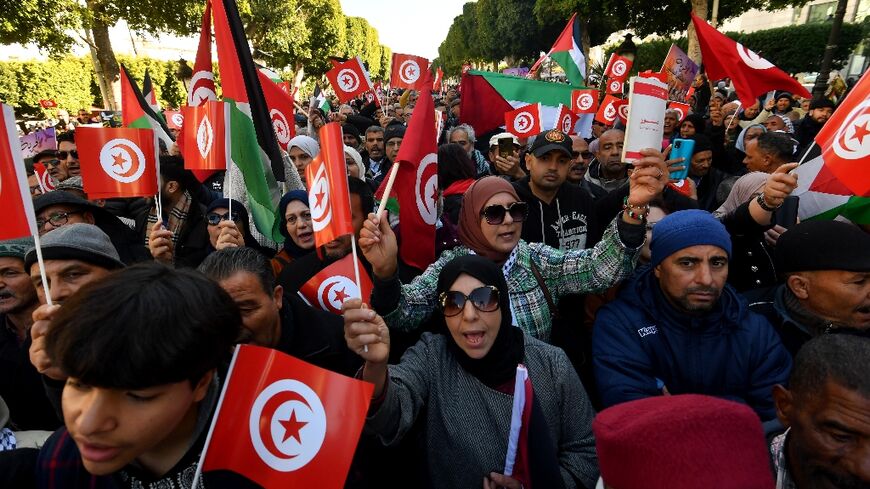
[[748, 220, 870, 357]]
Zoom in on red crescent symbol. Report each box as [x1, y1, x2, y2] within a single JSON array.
[[419, 163, 436, 214], [258, 389, 310, 458], [320, 279, 340, 313], [110, 142, 143, 178]]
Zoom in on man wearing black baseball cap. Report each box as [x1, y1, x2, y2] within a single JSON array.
[[748, 220, 870, 356]]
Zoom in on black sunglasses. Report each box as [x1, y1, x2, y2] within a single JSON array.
[[58, 150, 79, 160], [481, 202, 529, 225], [439, 286, 500, 317], [206, 211, 242, 226]]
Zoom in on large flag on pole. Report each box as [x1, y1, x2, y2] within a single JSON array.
[[528, 13, 586, 86], [213, 0, 285, 241], [793, 155, 870, 224], [0, 104, 39, 240], [194, 345, 373, 488], [690, 13, 810, 107], [76, 127, 159, 199], [188, 0, 217, 107], [120, 65, 174, 150], [298, 253, 373, 314], [306, 123, 354, 249]]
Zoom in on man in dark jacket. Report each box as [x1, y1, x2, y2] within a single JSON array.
[[793, 97, 834, 153], [747, 220, 870, 358], [593, 210, 791, 420], [689, 134, 731, 212]]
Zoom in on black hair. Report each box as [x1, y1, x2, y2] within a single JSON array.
[[756, 131, 796, 162], [790, 333, 870, 400], [159, 155, 197, 191], [438, 143, 476, 190], [56, 130, 75, 144], [348, 176, 374, 214], [45, 263, 240, 389], [198, 247, 275, 295]]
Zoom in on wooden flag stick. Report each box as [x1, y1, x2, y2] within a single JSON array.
[[350, 234, 368, 353], [375, 162, 400, 217], [31, 231, 53, 306]]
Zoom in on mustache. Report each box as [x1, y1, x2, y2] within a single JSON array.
[[686, 286, 720, 295], [818, 468, 870, 489]]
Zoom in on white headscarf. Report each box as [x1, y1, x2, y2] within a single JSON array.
[[344, 145, 366, 181], [288, 135, 320, 157]]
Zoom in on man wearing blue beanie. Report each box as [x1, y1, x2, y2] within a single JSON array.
[[592, 209, 792, 421]]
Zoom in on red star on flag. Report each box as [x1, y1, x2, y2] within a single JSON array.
[[851, 121, 870, 145], [342, 75, 353, 87], [333, 287, 350, 304], [314, 189, 325, 209], [112, 152, 127, 169], [279, 409, 307, 444]]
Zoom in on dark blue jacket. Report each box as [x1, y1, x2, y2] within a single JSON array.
[[592, 265, 792, 421]]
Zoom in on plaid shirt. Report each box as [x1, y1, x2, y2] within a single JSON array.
[[770, 429, 797, 489], [385, 219, 640, 342]]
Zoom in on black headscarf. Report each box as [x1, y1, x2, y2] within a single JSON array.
[[436, 255, 524, 387], [277, 190, 313, 259]]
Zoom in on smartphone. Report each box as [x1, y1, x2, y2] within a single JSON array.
[[497, 137, 514, 159], [669, 138, 695, 180], [773, 196, 800, 229]]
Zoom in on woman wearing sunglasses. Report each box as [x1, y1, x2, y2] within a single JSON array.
[[203, 199, 274, 257], [344, 255, 598, 488], [360, 140, 668, 341]]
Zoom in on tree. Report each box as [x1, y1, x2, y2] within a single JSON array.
[[296, 0, 347, 77], [241, 0, 310, 72]]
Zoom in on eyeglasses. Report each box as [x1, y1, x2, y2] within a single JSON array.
[[206, 211, 242, 226], [43, 158, 61, 167], [58, 150, 79, 160], [481, 202, 529, 225], [439, 286, 500, 317], [36, 211, 83, 228], [580, 152, 594, 160]]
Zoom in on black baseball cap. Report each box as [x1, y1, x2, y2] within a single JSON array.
[[528, 129, 577, 158]]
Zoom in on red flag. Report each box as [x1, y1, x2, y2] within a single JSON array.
[[32, 163, 57, 193], [391, 86, 438, 270], [76, 127, 158, 199], [197, 344, 373, 488], [606, 78, 624, 95], [505, 103, 543, 138], [556, 104, 578, 134], [571, 89, 599, 114], [298, 254, 373, 314], [459, 71, 514, 136], [181, 101, 230, 171], [433, 67, 444, 92], [391, 53, 431, 90], [325, 57, 373, 103], [119, 65, 174, 150], [188, 1, 217, 106], [257, 71, 297, 151], [0, 104, 38, 240], [595, 95, 622, 125], [691, 13, 810, 107], [813, 70, 870, 196], [604, 53, 633, 82], [164, 110, 184, 130], [505, 365, 532, 487], [615, 99, 629, 126], [668, 178, 693, 196], [667, 101, 691, 122], [39, 99, 57, 109], [306, 123, 353, 248]]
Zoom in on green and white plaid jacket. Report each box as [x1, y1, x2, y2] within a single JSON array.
[[384, 219, 641, 342]]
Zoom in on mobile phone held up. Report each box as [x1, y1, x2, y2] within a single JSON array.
[[669, 138, 695, 180], [497, 137, 514, 159]]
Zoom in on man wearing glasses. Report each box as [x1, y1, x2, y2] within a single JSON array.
[[55, 131, 80, 183]]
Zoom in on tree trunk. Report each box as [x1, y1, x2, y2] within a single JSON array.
[[86, 1, 120, 110], [687, 0, 709, 66], [582, 20, 591, 82], [812, 0, 848, 98]]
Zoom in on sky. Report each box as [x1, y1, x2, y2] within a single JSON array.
[[340, 0, 469, 60]]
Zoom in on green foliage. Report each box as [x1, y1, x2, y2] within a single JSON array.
[[116, 55, 188, 108], [240, 0, 310, 71], [0, 57, 96, 118], [0, 0, 79, 54]]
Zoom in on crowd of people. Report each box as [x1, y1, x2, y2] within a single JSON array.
[[1, 70, 868, 489]]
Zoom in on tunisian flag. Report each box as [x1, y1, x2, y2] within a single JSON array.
[[257, 71, 296, 151], [571, 89, 599, 114], [603, 53, 633, 82], [188, 0, 217, 106], [326, 57, 373, 103], [306, 123, 353, 248], [390, 53, 430, 90], [813, 70, 870, 197], [0, 104, 38, 240], [299, 254, 373, 315], [691, 13, 810, 107], [505, 103, 543, 138], [195, 345, 373, 488], [667, 101, 691, 122], [595, 94, 622, 125], [181, 100, 230, 171], [555, 104, 578, 134], [32, 163, 57, 193], [76, 127, 158, 199]]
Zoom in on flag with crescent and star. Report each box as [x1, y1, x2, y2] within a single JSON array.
[[306, 123, 354, 249], [257, 70, 297, 151], [188, 0, 217, 107], [182, 100, 230, 171], [75, 127, 158, 199], [195, 344, 373, 488], [0, 103, 39, 240], [505, 103, 543, 138], [298, 253, 373, 315], [32, 162, 57, 193], [325, 57, 373, 103], [603, 53, 633, 82], [390, 53, 431, 91]]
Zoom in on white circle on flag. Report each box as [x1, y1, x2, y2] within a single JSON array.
[[249, 379, 327, 472], [415, 153, 438, 225], [99, 138, 147, 183], [171, 113, 185, 128], [188, 71, 217, 105], [513, 111, 534, 135], [671, 106, 686, 121], [604, 103, 617, 122], [197, 116, 214, 159], [575, 93, 594, 111], [38, 169, 56, 191], [609, 79, 622, 93], [612, 60, 627, 77], [399, 60, 421, 85], [831, 99, 870, 160], [560, 114, 573, 133], [618, 103, 629, 120], [317, 275, 360, 313], [337, 69, 360, 93], [736, 43, 774, 70], [271, 109, 291, 146], [308, 163, 333, 232]]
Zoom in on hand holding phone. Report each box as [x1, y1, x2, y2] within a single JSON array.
[[669, 138, 695, 180], [497, 137, 514, 159]]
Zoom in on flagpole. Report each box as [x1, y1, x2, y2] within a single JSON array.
[[31, 231, 53, 306], [795, 141, 817, 166], [724, 100, 741, 133], [191, 344, 242, 489], [375, 163, 400, 217], [350, 235, 368, 353]]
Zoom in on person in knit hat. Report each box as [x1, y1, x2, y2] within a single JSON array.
[[593, 209, 792, 421], [593, 394, 775, 489]]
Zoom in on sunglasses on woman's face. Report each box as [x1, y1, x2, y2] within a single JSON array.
[[206, 211, 242, 226], [439, 286, 500, 317], [480, 201, 529, 225]]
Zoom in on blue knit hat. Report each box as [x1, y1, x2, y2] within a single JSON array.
[[650, 210, 731, 267]]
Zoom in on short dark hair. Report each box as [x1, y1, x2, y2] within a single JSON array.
[[756, 132, 796, 162], [348, 176, 374, 214], [56, 130, 75, 145], [789, 333, 870, 400], [438, 143, 475, 190], [198, 247, 275, 295], [45, 263, 240, 389], [159, 155, 197, 191]]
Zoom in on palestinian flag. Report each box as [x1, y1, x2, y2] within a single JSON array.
[[529, 13, 585, 86], [213, 0, 284, 241], [313, 85, 331, 113], [120, 65, 174, 150], [142, 69, 164, 122], [794, 155, 870, 224], [460, 70, 593, 137]]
